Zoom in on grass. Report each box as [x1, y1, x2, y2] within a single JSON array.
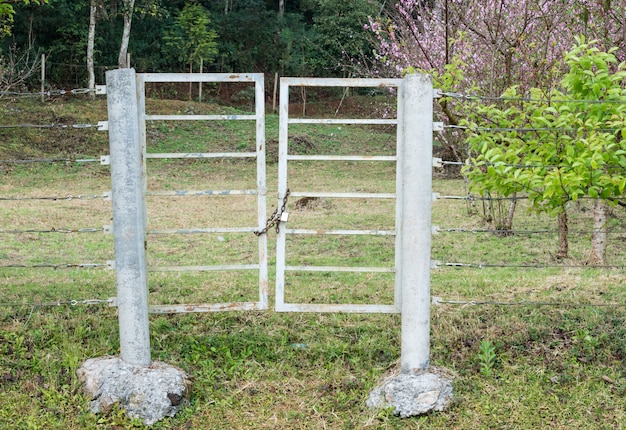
[[0, 96, 625, 429]]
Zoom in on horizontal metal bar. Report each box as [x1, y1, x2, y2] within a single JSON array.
[[289, 191, 396, 199], [141, 73, 261, 83], [285, 228, 395, 236], [282, 77, 402, 87], [148, 301, 264, 314], [288, 118, 397, 125], [148, 264, 259, 272], [145, 114, 256, 121], [285, 265, 395, 273], [145, 152, 257, 159], [148, 227, 256, 234], [147, 190, 258, 197], [287, 155, 396, 161], [276, 303, 399, 313]]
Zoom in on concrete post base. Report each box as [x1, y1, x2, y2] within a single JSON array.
[[77, 356, 192, 426], [367, 369, 453, 418]]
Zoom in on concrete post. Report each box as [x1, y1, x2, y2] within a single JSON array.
[[367, 73, 451, 418], [400, 73, 433, 373], [106, 68, 151, 366]]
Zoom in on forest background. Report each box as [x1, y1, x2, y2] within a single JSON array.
[[0, 0, 383, 88]]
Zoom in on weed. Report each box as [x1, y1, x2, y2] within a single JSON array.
[[477, 339, 497, 377]]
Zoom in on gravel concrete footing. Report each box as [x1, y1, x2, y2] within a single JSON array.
[[77, 356, 192, 426], [367, 370, 453, 418]]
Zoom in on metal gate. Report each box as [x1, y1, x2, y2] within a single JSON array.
[[136, 73, 268, 313], [275, 77, 404, 313], [106, 70, 434, 369]]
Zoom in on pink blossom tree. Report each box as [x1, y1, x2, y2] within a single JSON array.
[[367, 0, 626, 122], [367, 1, 626, 261]]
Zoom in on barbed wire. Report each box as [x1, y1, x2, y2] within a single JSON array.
[[0, 159, 103, 165], [0, 123, 101, 129], [0, 88, 99, 98], [440, 91, 626, 104], [434, 193, 626, 206], [0, 193, 108, 201], [436, 226, 626, 235], [0, 263, 108, 269], [0, 298, 112, 308], [444, 124, 622, 133], [0, 297, 113, 326], [436, 227, 561, 235], [432, 296, 626, 308], [438, 159, 626, 171], [46, 60, 115, 70], [0, 228, 103, 234], [435, 261, 626, 269], [435, 193, 529, 201]]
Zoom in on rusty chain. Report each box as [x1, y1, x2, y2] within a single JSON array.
[[254, 189, 290, 236]]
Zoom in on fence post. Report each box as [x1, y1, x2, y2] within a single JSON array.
[[106, 67, 151, 367], [400, 73, 433, 373]]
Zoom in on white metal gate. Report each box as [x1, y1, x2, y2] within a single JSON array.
[[106, 70, 434, 370], [275, 77, 404, 313], [136, 73, 268, 313]]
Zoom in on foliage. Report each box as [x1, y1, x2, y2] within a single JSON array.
[[308, 0, 381, 76], [1, 0, 383, 86], [164, 3, 218, 70], [463, 38, 626, 213], [0, 0, 46, 37], [0, 0, 15, 37], [461, 38, 626, 258]]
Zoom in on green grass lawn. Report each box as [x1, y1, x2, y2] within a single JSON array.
[[0, 97, 624, 429]]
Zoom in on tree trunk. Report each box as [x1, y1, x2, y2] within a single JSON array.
[[117, 0, 135, 68], [189, 62, 193, 101], [557, 206, 568, 259], [28, 7, 34, 50], [279, 0, 285, 17], [588, 199, 608, 265], [502, 193, 517, 231], [87, 0, 97, 99]]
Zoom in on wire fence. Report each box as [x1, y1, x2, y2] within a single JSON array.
[[0, 89, 113, 315], [430, 89, 626, 310], [0, 88, 99, 98], [440, 91, 626, 104], [1, 87, 625, 315], [0, 123, 102, 130]]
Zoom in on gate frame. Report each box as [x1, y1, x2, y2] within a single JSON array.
[[275, 77, 404, 314], [274, 75, 434, 371], [135, 72, 269, 313]]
